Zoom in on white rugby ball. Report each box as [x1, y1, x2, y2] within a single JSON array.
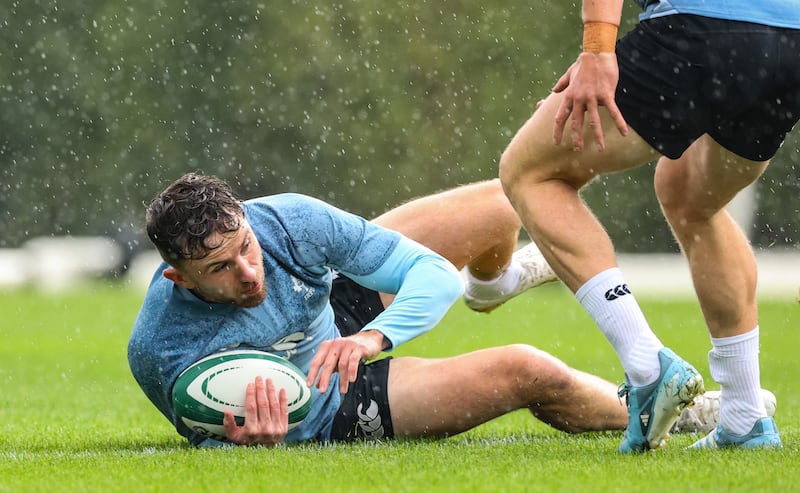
[[172, 350, 312, 441]]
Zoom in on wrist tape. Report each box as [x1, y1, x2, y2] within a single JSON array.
[[583, 21, 618, 53]]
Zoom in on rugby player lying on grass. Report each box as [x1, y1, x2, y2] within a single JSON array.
[[129, 173, 774, 447]]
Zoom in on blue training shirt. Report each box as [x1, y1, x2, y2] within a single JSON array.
[[128, 193, 463, 446], [636, 0, 800, 29]]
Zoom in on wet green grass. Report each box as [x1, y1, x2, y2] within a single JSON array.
[[1, 283, 797, 492]]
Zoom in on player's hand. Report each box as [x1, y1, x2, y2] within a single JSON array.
[[306, 330, 386, 394], [223, 376, 288, 447], [552, 52, 628, 151]]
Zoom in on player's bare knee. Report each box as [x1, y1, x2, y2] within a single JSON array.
[[654, 164, 688, 217], [500, 344, 575, 396], [498, 149, 524, 200], [655, 160, 723, 225]]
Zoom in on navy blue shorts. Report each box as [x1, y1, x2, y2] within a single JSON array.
[[615, 14, 800, 160], [330, 274, 385, 337], [328, 275, 394, 441], [329, 356, 394, 441]]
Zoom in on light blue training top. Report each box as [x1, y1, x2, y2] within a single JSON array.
[[128, 193, 463, 446], [635, 0, 800, 29]]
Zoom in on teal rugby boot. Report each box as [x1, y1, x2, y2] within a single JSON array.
[[618, 347, 705, 453]]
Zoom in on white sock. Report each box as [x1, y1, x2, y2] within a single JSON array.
[[464, 261, 525, 298], [709, 327, 766, 436], [576, 268, 663, 386]]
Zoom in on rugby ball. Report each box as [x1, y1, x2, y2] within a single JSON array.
[[172, 350, 312, 441]]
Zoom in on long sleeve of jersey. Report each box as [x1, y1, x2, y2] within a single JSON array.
[[344, 235, 464, 349]]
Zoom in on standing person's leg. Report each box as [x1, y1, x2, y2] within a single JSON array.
[[654, 136, 780, 448], [499, 95, 658, 292], [654, 136, 766, 338], [499, 90, 705, 453], [371, 179, 558, 311]]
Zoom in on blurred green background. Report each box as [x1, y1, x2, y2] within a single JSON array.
[[2, 0, 799, 253]]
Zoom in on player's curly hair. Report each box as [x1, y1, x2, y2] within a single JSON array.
[[146, 172, 243, 264]]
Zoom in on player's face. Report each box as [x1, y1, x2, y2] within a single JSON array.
[[170, 221, 267, 308]]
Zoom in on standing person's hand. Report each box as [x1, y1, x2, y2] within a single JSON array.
[[552, 51, 628, 151]]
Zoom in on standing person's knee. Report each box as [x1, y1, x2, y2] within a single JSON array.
[[654, 158, 703, 225], [654, 161, 683, 217], [498, 147, 525, 199], [498, 141, 556, 193], [499, 152, 584, 210]]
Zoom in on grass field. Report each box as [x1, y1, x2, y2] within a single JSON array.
[[1, 282, 798, 492]]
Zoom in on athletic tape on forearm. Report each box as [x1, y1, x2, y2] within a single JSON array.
[[582, 21, 618, 53]]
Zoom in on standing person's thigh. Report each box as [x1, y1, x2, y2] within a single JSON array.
[[654, 135, 768, 216], [502, 92, 656, 186], [387, 345, 568, 438]]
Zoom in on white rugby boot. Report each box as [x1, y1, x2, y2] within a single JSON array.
[[463, 241, 558, 313], [672, 388, 777, 435]]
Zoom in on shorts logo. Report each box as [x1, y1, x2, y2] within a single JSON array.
[[604, 284, 631, 301], [356, 399, 385, 439]]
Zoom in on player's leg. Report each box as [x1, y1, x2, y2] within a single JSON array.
[[499, 92, 705, 453], [387, 345, 629, 437], [501, 70, 720, 454], [654, 135, 767, 338], [371, 179, 520, 273], [498, 93, 657, 293], [654, 136, 780, 448], [371, 179, 558, 311]]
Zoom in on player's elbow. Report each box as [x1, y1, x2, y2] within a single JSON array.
[[437, 258, 465, 304]]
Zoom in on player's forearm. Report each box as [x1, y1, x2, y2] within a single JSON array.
[[581, 0, 623, 53], [362, 255, 463, 349], [581, 0, 623, 25], [344, 235, 464, 349]]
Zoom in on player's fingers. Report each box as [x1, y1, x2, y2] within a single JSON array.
[[585, 100, 604, 151], [347, 350, 361, 383], [337, 345, 358, 377], [552, 68, 572, 94], [315, 348, 340, 394], [336, 348, 360, 394], [243, 381, 257, 421], [605, 100, 629, 137], [278, 388, 289, 424], [307, 340, 337, 387], [227, 381, 258, 442], [335, 348, 350, 394], [570, 104, 586, 151], [254, 376, 270, 419], [306, 347, 325, 387], [223, 409, 240, 439], [553, 99, 573, 145], [265, 378, 280, 418]]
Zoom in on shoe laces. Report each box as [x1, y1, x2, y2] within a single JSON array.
[[618, 382, 631, 407]]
